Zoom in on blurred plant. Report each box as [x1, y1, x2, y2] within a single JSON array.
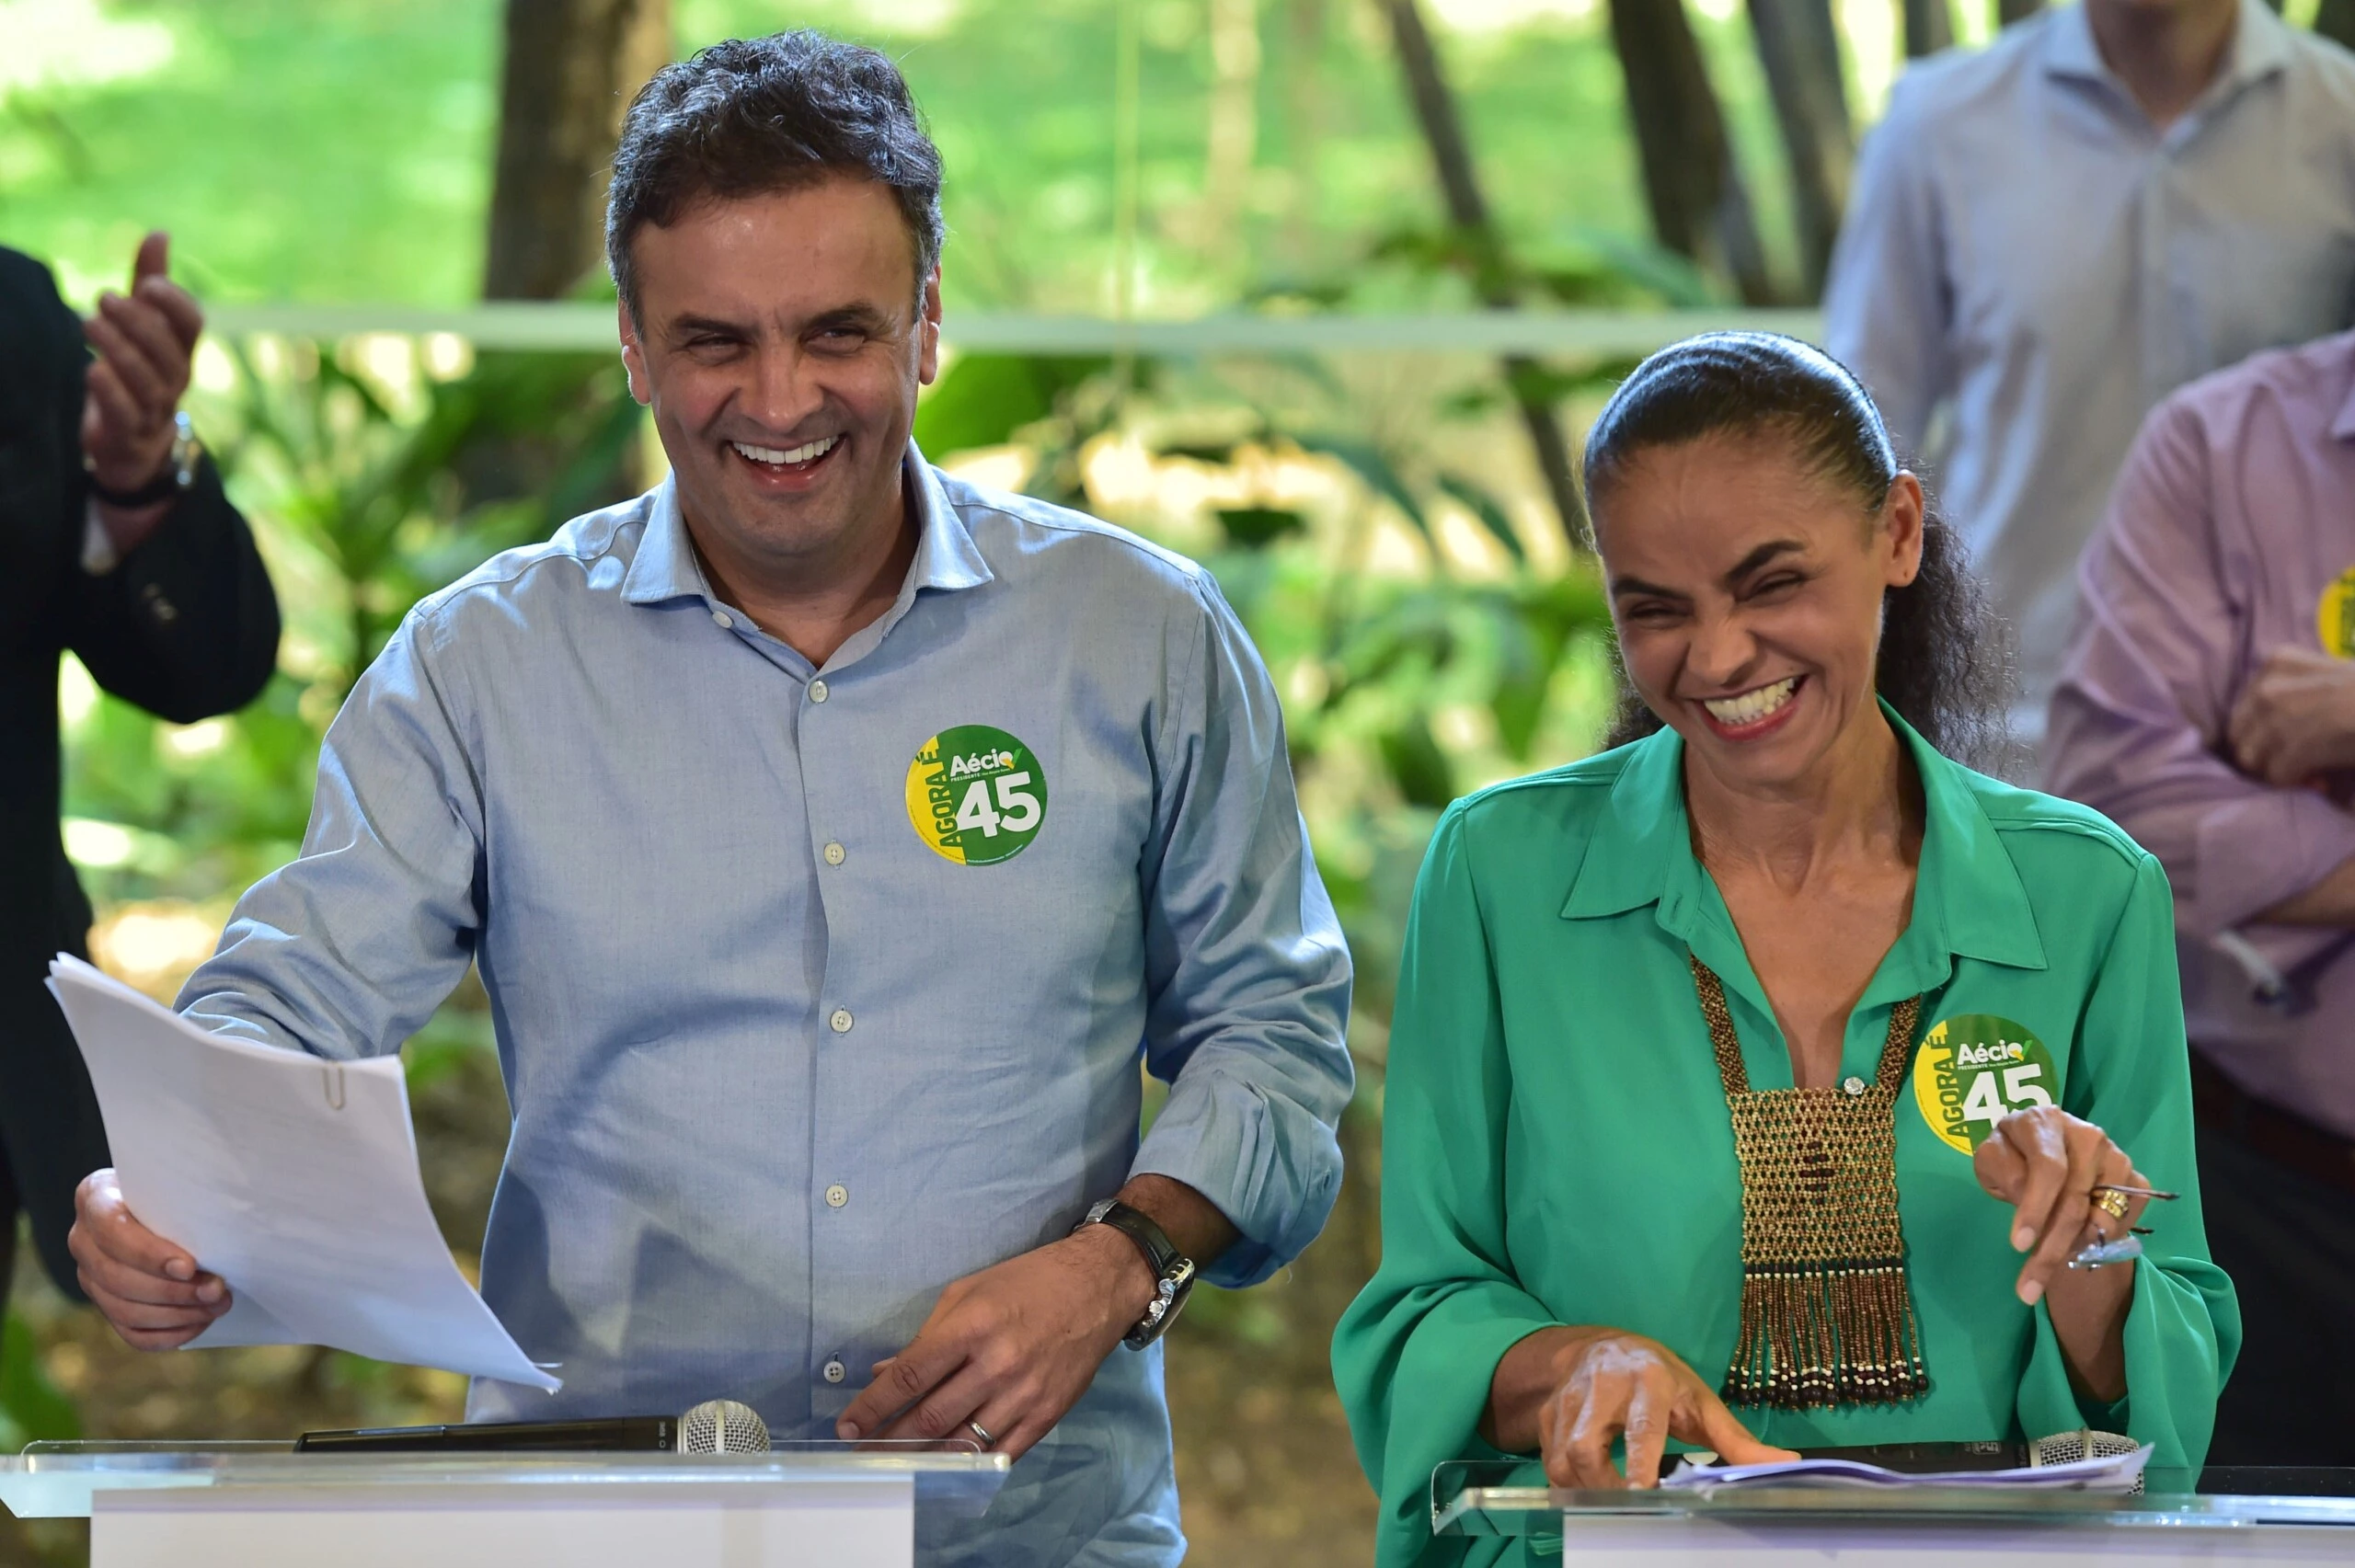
[[0, 1309, 79, 1452], [64, 340, 642, 913]]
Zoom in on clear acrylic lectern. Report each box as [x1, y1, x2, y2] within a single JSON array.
[[0, 1439, 1009, 1568], [1433, 1463, 2355, 1567]]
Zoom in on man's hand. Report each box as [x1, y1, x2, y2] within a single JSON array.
[[833, 1222, 1156, 1459], [80, 232, 203, 557], [2228, 647, 2355, 787], [67, 1168, 233, 1350]]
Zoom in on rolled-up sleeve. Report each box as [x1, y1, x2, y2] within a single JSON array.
[[178, 604, 485, 1061], [1332, 805, 1557, 1568], [1822, 74, 1953, 448], [2014, 853, 2238, 1468], [2047, 395, 2355, 964], [1129, 573, 1354, 1288]]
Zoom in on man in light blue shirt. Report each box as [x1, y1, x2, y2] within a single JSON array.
[[1824, 0, 2355, 753], [63, 31, 1353, 1566]]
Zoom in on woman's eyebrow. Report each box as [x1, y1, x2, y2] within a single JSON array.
[[1725, 539, 1806, 583], [1611, 539, 1809, 601]]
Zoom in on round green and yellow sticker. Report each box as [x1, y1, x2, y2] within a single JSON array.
[[2318, 567, 2355, 658], [904, 725, 1048, 865], [1911, 1014, 2060, 1154]]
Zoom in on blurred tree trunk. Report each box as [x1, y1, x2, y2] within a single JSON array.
[[473, 0, 671, 518], [484, 0, 674, 301], [1376, 0, 1590, 546], [2319, 0, 2355, 46], [1995, 0, 2043, 27], [1200, 0, 1264, 251], [1607, 0, 1777, 304], [1903, 0, 1955, 56], [1280, 0, 1328, 267], [1746, 0, 1854, 298]]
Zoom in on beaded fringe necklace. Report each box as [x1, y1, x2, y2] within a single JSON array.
[[1691, 956, 1932, 1410]]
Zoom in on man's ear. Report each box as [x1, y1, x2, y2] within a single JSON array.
[[917, 267, 943, 388], [1881, 471, 1926, 589], [618, 301, 652, 406]]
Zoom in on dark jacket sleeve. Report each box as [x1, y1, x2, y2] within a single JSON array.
[[68, 455, 281, 722], [15, 249, 281, 722]]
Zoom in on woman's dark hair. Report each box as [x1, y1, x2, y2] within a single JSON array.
[[1584, 332, 2010, 767], [605, 30, 946, 319]]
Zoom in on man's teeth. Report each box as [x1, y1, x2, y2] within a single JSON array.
[[732, 435, 840, 465], [1702, 677, 1798, 727]]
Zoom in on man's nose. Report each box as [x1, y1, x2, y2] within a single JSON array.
[[743, 346, 823, 433]]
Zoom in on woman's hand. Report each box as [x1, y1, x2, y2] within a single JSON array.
[[1493, 1327, 1798, 1489], [1971, 1106, 2148, 1305], [1972, 1106, 2145, 1402]]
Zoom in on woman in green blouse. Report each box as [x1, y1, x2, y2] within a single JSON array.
[[1331, 333, 2237, 1567]]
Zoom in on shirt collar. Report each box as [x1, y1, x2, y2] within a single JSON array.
[[622, 443, 994, 609], [2042, 0, 2292, 97], [1559, 704, 2047, 976]]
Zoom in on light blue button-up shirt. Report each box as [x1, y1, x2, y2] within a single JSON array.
[[1824, 0, 2355, 748], [177, 452, 1355, 1566]]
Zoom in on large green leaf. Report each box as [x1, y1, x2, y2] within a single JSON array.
[[913, 354, 1110, 458]]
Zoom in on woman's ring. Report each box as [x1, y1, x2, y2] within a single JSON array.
[[2091, 1186, 2132, 1222], [968, 1420, 995, 1449]]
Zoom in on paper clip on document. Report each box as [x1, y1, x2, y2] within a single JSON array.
[[2066, 1185, 2178, 1271]]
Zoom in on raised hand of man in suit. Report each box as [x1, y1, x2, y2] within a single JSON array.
[[79, 232, 204, 558]]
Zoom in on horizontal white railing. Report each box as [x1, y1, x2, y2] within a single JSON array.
[[203, 303, 1825, 356]]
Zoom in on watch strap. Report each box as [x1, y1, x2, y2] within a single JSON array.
[[1076, 1198, 1197, 1348], [1085, 1199, 1184, 1278], [87, 412, 200, 508]]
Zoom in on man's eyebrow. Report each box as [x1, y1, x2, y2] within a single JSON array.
[[663, 313, 752, 342], [805, 304, 895, 334]]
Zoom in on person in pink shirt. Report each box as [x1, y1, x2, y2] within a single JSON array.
[[2048, 328, 2355, 1466]]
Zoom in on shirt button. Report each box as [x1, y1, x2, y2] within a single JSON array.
[[822, 1358, 846, 1384], [711, 609, 732, 629], [809, 679, 829, 703], [823, 841, 845, 866], [825, 1184, 848, 1208], [830, 1007, 854, 1034], [1842, 1076, 1867, 1098]]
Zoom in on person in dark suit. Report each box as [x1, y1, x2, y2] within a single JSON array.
[[1, 233, 278, 1305]]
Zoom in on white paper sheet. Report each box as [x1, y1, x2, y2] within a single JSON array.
[[46, 956, 558, 1392], [1663, 1444, 2153, 1494]]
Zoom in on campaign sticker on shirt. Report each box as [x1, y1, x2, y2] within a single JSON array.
[[1912, 1014, 2060, 1154], [2317, 567, 2355, 658], [903, 725, 1048, 865]]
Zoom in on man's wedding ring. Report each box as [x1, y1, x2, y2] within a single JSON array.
[[968, 1420, 995, 1449]]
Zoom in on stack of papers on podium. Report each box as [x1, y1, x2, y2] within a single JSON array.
[[1664, 1445, 2152, 1494], [45, 956, 558, 1392]]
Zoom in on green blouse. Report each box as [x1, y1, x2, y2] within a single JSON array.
[[1331, 715, 2239, 1568]]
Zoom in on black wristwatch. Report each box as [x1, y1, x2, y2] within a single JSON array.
[[86, 411, 201, 509], [1074, 1198, 1198, 1349]]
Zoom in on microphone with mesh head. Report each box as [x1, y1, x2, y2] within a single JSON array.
[[679, 1399, 770, 1454], [298, 1398, 773, 1454]]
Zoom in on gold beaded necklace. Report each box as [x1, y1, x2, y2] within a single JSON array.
[[1691, 955, 1931, 1410]]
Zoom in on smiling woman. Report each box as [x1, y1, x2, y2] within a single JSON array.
[[1586, 333, 2008, 771], [1331, 334, 2238, 1568]]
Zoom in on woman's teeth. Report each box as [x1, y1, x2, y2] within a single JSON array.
[[732, 435, 839, 467], [1702, 677, 1798, 727]]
